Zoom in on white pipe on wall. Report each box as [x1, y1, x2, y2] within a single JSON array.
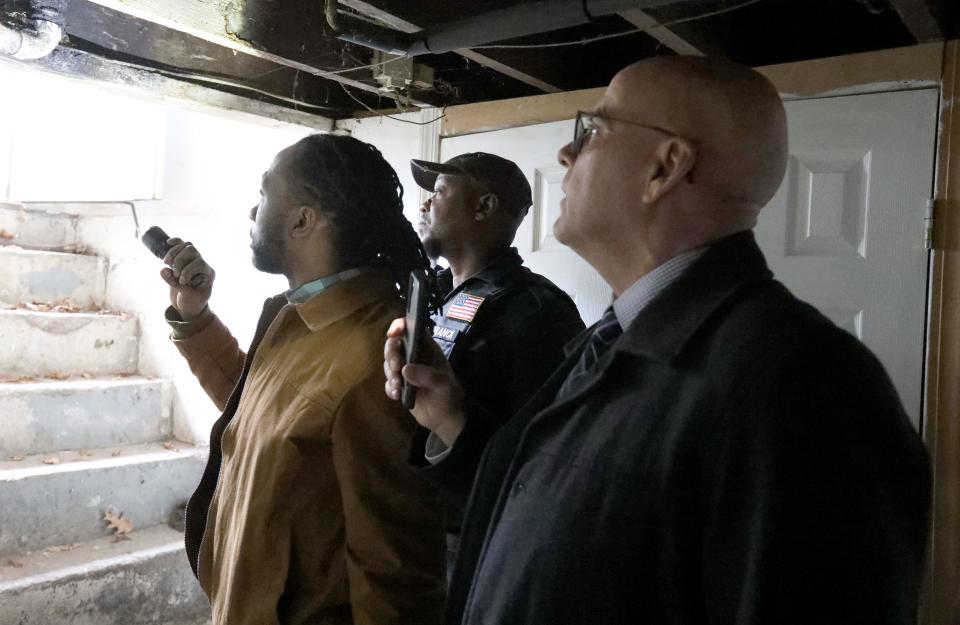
[[0, 16, 62, 60]]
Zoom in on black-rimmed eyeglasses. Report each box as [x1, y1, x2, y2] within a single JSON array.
[[571, 110, 680, 156]]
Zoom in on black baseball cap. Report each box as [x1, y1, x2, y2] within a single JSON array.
[[411, 152, 532, 217]]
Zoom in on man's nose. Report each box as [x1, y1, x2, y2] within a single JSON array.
[[249, 205, 258, 221], [420, 198, 431, 213], [558, 142, 575, 168]]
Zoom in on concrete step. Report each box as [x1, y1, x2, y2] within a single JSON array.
[[0, 247, 107, 309], [0, 443, 206, 556], [0, 309, 138, 377], [0, 204, 81, 249], [0, 525, 211, 625], [0, 377, 172, 457]]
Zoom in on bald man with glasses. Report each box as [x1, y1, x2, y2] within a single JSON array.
[[384, 56, 930, 625]]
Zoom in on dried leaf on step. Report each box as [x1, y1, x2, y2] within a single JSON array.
[[0, 229, 14, 240], [60, 244, 90, 255], [47, 372, 70, 380], [111, 450, 122, 457], [80, 372, 94, 379], [44, 543, 80, 553], [104, 509, 134, 536], [41, 457, 60, 465], [11, 455, 24, 461], [112, 533, 131, 543], [6, 559, 24, 568], [77, 450, 94, 459], [162, 441, 177, 451]]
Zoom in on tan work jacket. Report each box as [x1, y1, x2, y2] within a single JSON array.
[[172, 271, 445, 625]]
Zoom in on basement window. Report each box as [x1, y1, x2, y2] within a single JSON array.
[[0, 63, 166, 203]]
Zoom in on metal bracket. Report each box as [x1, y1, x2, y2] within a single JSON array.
[[925, 198, 936, 251]]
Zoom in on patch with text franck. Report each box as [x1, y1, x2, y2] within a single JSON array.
[[433, 326, 460, 342]]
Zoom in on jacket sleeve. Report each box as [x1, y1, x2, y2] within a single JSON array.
[[169, 309, 246, 411], [702, 335, 931, 625], [331, 369, 446, 625], [415, 398, 505, 512]]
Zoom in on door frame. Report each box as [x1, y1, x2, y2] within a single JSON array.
[[439, 40, 960, 625]]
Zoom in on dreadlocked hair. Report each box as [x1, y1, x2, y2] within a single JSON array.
[[288, 133, 442, 312]]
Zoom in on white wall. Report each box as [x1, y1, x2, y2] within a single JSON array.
[[80, 107, 311, 443], [336, 110, 439, 226]]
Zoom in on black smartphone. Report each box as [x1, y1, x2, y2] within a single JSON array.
[[141, 226, 172, 259], [402, 269, 431, 410]]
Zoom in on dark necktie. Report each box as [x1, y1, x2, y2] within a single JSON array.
[[556, 306, 622, 400]]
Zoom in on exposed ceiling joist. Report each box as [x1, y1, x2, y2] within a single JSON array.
[[888, 0, 943, 42], [0, 46, 334, 129], [455, 48, 562, 93], [618, 9, 703, 56], [80, 0, 423, 104], [339, 0, 421, 34]]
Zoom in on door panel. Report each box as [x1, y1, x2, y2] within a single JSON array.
[[756, 89, 938, 426]]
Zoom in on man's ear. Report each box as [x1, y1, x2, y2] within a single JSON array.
[[475, 193, 499, 222], [290, 205, 326, 239], [642, 138, 697, 204]]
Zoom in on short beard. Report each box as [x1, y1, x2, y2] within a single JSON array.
[[251, 228, 286, 274], [421, 234, 442, 262]]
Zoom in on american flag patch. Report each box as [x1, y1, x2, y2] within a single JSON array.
[[446, 293, 485, 322]]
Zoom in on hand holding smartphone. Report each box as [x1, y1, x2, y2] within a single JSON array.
[[402, 269, 432, 410]]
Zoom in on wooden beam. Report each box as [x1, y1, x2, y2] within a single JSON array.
[[618, 9, 703, 56], [922, 38, 960, 625], [80, 0, 415, 103], [440, 42, 945, 136], [455, 48, 561, 93], [0, 46, 334, 130], [889, 0, 943, 43], [63, 1, 364, 117], [339, 0, 421, 34]]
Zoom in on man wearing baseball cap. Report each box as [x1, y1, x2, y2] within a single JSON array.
[[408, 152, 584, 568]]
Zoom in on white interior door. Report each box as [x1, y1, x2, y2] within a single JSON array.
[[440, 88, 938, 427], [756, 89, 938, 426]]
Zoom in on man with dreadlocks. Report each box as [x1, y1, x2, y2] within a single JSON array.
[[157, 134, 445, 625]]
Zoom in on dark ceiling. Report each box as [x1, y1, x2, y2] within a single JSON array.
[[4, 0, 959, 119]]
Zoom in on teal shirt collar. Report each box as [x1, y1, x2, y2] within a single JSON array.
[[285, 267, 369, 304]]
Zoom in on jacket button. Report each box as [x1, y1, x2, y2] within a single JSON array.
[[514, 481, 525, 493]]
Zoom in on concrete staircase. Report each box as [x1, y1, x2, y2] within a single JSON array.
[[0, 206, 211, 624]]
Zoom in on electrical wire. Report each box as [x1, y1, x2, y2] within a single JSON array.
[[472, 0, 767, 50], [338, 81, 446, 125], [324, 53, 410, 75]]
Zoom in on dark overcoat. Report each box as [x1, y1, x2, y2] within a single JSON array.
[[436, 231, 930, 625]]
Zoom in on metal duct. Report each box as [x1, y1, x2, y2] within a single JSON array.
[[0, 0, 64, 60], [326, 0, 687, 58]]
